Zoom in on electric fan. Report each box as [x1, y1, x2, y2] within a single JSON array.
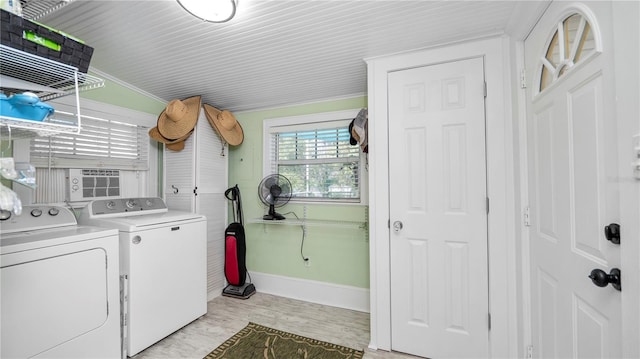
[[258, 174, 292, 220]]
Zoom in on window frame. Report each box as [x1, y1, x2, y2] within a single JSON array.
[[534, 8, 602, 96], [263, 109, 367, 205]]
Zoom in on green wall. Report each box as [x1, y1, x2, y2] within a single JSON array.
[[81, 74, 166, 115], [229, 96, 370, 289]]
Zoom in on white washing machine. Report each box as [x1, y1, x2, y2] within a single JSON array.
[[78, 197, 207, 357], [0, 205, 120, 359]]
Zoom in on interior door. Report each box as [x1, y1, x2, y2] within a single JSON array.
[[525, 2, 621, 358], [388, 57, 489, 358]]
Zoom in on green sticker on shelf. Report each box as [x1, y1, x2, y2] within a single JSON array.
[[23, 30, 61, 51]]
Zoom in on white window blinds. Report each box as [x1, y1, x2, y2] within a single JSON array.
[[30, 116, 149, 170], [267, 119, 361, 202]]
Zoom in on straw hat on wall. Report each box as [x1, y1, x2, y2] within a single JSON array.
[[157, 96, 201, 140], [203, 103, 243, 146], [148, 95, 201, 151], [148, 127, 193, 151]]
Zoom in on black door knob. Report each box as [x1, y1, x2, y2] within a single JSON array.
[[604, 223, 620, 244], [589, 268, 621, 291]]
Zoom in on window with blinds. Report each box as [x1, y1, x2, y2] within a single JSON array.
[[266, 117, 361, 202], [30, 116, 149, 170]]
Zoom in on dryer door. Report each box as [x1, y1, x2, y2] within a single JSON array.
[[1, 248, 108, 358]]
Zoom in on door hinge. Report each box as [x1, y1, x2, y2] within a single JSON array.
[[524, 206, 531, 227], [483, 81, 487, 98], [193, 186, 198, 196], [520, 69, 527, 89], [488, 313, 492, 330], [387, 219, 390, 229], [526, 345, 534, 359], [486, 197, 490, 214]]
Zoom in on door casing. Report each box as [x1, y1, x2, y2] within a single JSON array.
[[366, 36, 518, 358]]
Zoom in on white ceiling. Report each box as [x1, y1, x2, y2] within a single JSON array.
[[28, 0, 547, 112]]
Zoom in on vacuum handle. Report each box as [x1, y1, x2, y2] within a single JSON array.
[[224, 185, 243, 225]]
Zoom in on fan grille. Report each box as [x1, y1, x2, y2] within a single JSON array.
[[258, 174, 292, 208]]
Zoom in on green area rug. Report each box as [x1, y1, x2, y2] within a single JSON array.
[[205, 322, 364, 359]]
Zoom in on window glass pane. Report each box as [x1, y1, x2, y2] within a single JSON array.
[[540, 66, 553, 91], [279, 162, 359, 199], [277, 128, 358, 162], [539, 13, 598, 92], [575, 22, 593, 62], [270, 118, 362, 202], [545, 31, 560, 67]]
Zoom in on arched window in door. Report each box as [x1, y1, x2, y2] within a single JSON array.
[[539, 11, 601, 92]]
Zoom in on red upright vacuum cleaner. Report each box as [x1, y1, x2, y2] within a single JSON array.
[[222, 185, 256, 299]]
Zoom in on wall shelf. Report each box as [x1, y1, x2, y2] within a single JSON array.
[[1, 45, 104, 101], [0, 111, 82, 139], [247, 217, 367, 229], [247, 206, 369, 242], [0, 45, 105, 139]]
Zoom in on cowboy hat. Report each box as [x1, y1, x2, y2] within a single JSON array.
[[352, 108, 368, 153], [203, 103, 244, 146], [348, 119, 358, 145], [148, 127, 193, 151], [166, 140, 186, 151], [157, 96, 201, 140]]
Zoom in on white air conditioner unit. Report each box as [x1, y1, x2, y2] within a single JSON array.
[[66, 169, 121, 202]]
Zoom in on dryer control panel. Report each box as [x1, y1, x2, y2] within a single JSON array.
[[85, 197, 168, 218], [0, 205, 77, 234]]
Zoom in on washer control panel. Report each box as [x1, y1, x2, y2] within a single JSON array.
[[86, 197, 168, 218]]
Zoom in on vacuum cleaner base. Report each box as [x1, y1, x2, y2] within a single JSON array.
[[222, 283, 256, 299]]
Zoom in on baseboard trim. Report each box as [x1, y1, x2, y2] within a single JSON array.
[[248, 272, 370, 313]]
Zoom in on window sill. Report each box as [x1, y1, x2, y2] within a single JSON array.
[[246, 217, 367, 229]]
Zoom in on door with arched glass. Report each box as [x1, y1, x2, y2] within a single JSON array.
[[525, 2, 621, 358]]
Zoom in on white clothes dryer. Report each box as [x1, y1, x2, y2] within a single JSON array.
[[79, 197, 207, 357], [0, 205, 120, 359]]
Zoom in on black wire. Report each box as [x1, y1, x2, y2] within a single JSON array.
[[282, 211, 308, 262]]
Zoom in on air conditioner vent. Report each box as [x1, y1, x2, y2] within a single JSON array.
[[66, 169, 121, 201]]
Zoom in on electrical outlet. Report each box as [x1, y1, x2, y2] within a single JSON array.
[[304, 258, 311, 268]]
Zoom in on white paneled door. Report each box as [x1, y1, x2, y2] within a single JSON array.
[[525, 2, 621, 358], [388, 57, 489, 358]]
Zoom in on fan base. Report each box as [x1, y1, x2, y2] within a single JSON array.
[[263, 213, 285, 220]]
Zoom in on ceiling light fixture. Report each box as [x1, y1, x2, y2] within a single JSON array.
[[177, 0, 238, 23]]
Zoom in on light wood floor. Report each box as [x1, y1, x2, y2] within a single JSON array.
[[133, 292, 423, 359]]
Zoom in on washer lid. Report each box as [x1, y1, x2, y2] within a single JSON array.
[[0, 225, 119, 255], [79, 210, 205, 232]]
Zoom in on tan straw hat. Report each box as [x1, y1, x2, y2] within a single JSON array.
[[157, 96, 201, 140], [148, 127, 193, 151], [166, 140, 186, 151], [203, 103, 244, 146]]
